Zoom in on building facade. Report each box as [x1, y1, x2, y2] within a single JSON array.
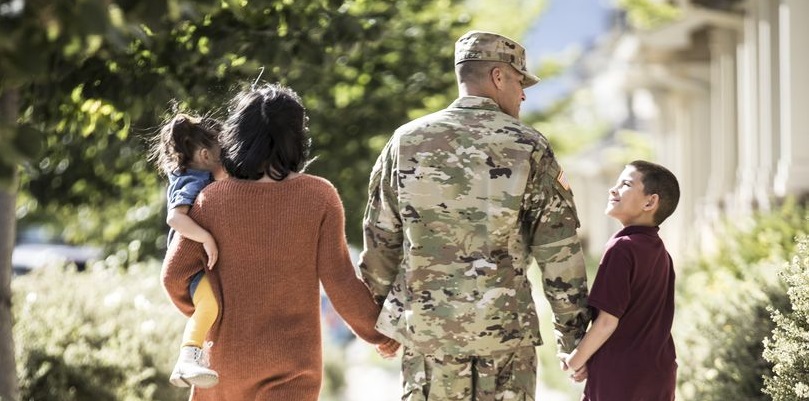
[[565, 0, 809, 258]]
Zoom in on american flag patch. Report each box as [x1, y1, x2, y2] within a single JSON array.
[[557, 170, 570, 191]]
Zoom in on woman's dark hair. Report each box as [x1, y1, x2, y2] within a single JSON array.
[[221, 83, 312, 180], [151, 113, 222, 176]]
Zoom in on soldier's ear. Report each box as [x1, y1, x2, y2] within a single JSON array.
[[490, 66, 505, 90]]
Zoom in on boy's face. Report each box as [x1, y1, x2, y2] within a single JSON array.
[[605, 166, 657, 227]]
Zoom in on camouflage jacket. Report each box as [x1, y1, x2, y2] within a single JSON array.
[[359, 96, 590, 357]]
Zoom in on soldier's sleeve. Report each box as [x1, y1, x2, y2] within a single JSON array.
[[524, 146, 591, 353], [358, 138, 403, 306]]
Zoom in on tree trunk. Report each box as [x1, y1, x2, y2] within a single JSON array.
[[0, 89, 20, 401]]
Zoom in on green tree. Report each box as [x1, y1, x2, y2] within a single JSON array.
[[8, 0, 553, 262], [1, 1, 185, 397], [11, 0, 473, 262], [464, 0, 545, 39], [3, 2, 468, 395], [0, 94, 21, 401], [1, 1, 577, 398], [616, 0, 682, 29]]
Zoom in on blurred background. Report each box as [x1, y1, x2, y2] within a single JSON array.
[[1, 0, 808, 400]]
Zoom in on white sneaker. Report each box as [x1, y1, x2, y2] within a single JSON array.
[[169, 346, 219, 388]]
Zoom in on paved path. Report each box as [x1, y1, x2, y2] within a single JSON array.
[[340, 341, 578, 401]]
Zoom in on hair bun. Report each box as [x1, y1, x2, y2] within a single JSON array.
[[173, 115, 189, 129]]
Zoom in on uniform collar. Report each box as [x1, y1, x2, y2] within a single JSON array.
[[449, 96, 503, 113]]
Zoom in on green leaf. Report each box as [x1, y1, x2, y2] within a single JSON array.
[[14, 124, 45, 160], [77, 0, 111, 35]]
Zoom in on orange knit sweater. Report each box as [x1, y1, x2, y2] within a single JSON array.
[[161, 174, 387, 401]]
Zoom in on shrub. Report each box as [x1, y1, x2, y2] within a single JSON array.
[[675, 202, 807, 400], [676, 264, 787, 400], [12, 260, 354, 401], [763, 236, 809, 400], [13, 261, 189, 401], [699, 198, 806, 279]]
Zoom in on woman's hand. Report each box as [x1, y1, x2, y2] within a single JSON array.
[[376, 338, 400, 359]]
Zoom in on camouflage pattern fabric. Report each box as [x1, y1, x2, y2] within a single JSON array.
[[400, 346, 537, 401], [359, 96, 590, 357]]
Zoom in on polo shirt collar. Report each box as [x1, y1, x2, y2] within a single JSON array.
[[615, 225, 660, 238]]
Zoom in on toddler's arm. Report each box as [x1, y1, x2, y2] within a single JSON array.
[[167, 205, 218, 269]]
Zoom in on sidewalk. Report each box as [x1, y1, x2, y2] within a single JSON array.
[[340, 341, 577, 401]]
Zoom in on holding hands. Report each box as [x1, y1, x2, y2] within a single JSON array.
[[376, 338, 400, 359], [558, 352, 588, 383]]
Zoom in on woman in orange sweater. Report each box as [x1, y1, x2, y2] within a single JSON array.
[[161, 83, 397, 400]]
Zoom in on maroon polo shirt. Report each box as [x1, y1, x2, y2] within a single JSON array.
[[583, 225, 677, 401]]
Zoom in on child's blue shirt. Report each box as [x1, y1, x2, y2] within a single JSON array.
[[166, 168, 213, 245]]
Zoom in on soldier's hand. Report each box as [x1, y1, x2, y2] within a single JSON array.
[[557, 352, 571, 371]]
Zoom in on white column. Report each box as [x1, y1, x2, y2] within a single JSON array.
[[708, 27, 738, 210], [690, 90, 713, 255], [664, 92, 696, 258], [735, 1, 760, 213], [689, 87, 712, 212], [774, 0, 809, 197], [754, 0, 781, 210], [647, 88, 683, 255]]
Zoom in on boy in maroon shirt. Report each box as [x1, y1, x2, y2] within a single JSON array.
[[560, 160, 680, 401]]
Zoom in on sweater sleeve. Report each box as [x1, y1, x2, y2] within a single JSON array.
[[317, 186, 388, 345], [161, 208, 208, 317]]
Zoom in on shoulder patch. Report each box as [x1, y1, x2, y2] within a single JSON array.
[[557, 169, 570, 191]]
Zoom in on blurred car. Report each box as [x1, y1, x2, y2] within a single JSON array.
[[11, 225, 103, 276]]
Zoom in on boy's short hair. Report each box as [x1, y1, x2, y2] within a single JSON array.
[[628, 160, 680, 226]]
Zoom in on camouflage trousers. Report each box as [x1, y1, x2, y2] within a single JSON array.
[[400, 346, 537, 401]]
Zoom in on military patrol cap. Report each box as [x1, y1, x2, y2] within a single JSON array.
[[454, 30, 540, 88]]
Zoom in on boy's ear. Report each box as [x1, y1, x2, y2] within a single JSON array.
[[644, 194, 660, 212]]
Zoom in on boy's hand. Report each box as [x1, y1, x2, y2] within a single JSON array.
[[376, 338, 400, 359], [202, 238, 218, 269], [557, 352, 587, 382], [570, 364, 588, 382]]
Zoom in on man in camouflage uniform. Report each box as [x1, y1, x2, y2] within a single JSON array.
[[359, 30, 590, 401]]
